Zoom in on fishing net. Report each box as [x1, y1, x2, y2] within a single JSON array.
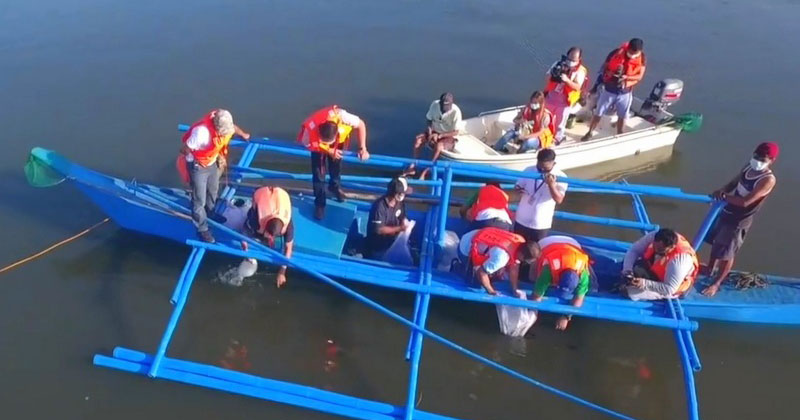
[[24, 153, 65, 187], [672, 112, 704, 133]]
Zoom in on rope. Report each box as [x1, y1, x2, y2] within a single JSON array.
[[0, 218, 110, 275], [729, 271, 768, 290]]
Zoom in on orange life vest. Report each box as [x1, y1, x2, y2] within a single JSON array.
[[297, 105, 354, 153], [181, 112, 233, 167], [535, 242, 589, 284], [468, 185, 513, 221], [252, 186, 292, 236], [545, 63, 589, 106], [175, 154, 190, 184], [520, 106, 556, 149], [470, 228, 525, 268], [642, 233, 699, 296], [602, 43, 646, 88]]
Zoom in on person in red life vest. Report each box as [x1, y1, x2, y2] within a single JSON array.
[[701, 142, 778, 297], [180, 109, 250, 243], [455, 227, 539, 295], [459, 182, 514, 231], [493, 91, 556, 153], [582, 38, 646, 141], [521, 236, 593, 331], [544, 47, 589, 143], [409, 92, 463, 179], [243, 186, 294, 288], [621, 228, 698, 301], [298, 105, 369, 220]]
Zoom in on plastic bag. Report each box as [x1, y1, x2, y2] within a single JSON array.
[[496, 290, 538, 337], [435, 230, 460, 271], [382, 220, 416, 266]]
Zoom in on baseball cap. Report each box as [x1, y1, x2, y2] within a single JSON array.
[[387, 176, 412, 196], [754, 142, 779, 160], [556, 269, 580, 300]]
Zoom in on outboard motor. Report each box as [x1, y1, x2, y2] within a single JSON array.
[[640, 79, 683, 123]]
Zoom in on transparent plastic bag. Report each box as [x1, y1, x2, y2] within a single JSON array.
[[496, 290, 538, 337], [383, 220, 416, 266]]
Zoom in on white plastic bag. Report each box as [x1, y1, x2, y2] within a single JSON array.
[[435, 230, 460, 271], [382, 220, 416, 266], [496, 290, 538, 337]]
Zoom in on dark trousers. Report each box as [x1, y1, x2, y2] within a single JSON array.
[[513, 222, 548, 242], [310, 151, 342, 208], [189, 160, 220, 233]]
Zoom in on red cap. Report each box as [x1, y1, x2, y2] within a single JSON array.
[[754, 142, 779, 160]]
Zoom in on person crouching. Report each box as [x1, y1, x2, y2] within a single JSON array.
[[244, 186, 295, 288], [365, 176, 413, 261], [456, 227, 539, 295], [621, 228, 698, 300]]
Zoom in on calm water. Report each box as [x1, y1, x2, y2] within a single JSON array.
[[2, 0, 799, 419]]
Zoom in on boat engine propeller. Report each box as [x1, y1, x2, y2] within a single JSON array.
[[640, 78, 683, 123]]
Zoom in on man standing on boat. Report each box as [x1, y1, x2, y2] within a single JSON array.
[[456, 227, 539, 295], [181, 109, 250, 243], [298, 105, 370, 220], [244, 186, 294, 288], [701, 142, 778, 297], [622, 228, 699, 301], [365, 176, 413, 262], [410, 92, 463, 178], [582, 38, 646, 141], [513, 148, 567, 242], [544, 47, 588, 144]]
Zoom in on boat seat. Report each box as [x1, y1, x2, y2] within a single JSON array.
[[454, 134, 501, 156], [292, 196, 356, 258]]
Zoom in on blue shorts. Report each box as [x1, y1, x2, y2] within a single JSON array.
[[594, 89, 633, 119]]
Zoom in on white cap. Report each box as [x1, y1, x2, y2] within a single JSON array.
[[213, 109, 235, 136]]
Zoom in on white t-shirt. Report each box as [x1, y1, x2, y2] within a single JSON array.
[[515, 167, 568, 230], [474, 208, 513, 225], [184, 125, 212, 162], [298, 108, 362, 145], [426, 100, 463, 134], [458, 229, 510, 275]]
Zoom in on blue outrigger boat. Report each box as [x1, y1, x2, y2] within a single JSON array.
[[25, 128, 799, 420]]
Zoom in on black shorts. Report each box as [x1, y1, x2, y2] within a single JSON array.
[[513, 222, 548, 242], [707, 218, 750, 261]]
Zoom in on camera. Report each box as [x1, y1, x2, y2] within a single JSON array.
[[622, 272, 635, 284], [549, 55, 571, 82]]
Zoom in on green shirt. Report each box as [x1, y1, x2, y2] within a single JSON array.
[[533, 264, 590, 299], [464, 190, 479, 209]]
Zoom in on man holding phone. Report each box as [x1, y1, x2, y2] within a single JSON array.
[[513, 148, 568, 242]]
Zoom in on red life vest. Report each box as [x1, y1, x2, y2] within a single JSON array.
[[544, 63, 589, 106], [602, 43, 646, 88], [468, 185, 513, 221], [297, 105, 354, 153], [642, 233, 699, 296], [181, 112, 232, 167], [520, 106, 556, 149], [535, 242, 589, 284], [470, 228, 525, 268], [252, 186, 292, 236]]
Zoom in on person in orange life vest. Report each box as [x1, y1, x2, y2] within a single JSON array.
[[298, 105, 369, 220], [244, 186, 294, 288], [459, 182, 514, 231], [410, 92, 462, 179], [582, 38, 646, 141], [456, 227, 539, 295], [180, 109, 250, 243], [544, 47, 588, 143], [621, 228, 698, 301], [520, 236, 593, 331], [701, 142, 778, 297], [493, 91, 556, 153]]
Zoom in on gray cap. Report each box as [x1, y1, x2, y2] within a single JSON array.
[[213, 109, 235, 136]]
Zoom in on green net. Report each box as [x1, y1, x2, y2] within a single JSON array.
[[24, 153, 65, 187], [672, 112, 704, 133]]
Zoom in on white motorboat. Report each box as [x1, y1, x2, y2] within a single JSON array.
[[440, 79, 699, 172]]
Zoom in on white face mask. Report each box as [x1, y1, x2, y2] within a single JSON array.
[[627, 52, 640, 59], [397, 193, 405, 202], [529, 103, 541, 110], [567, 60, 578, 67], [749, 158, 769, 171]]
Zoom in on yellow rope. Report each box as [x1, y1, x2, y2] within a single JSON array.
[[0, 218, 110, 275]]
